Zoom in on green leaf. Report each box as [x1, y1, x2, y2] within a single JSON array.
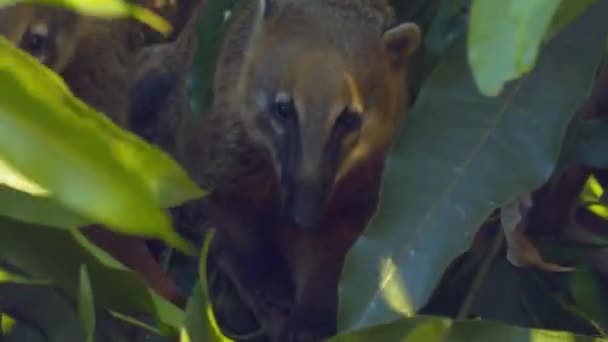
[[329, 315, 607, 342], [181, 229, 230, 342], [0, 283, 88, 342], [338, 0, 608, 333], [0, 186, 89, 229], [570, 264, 608, 330], [0, 265, 50, 285], [78, 265, 95, 342], [548, 0, 599, 39], [0, 281, 132, 342], [0, 37, 201, 253], [468, 0, 563, 96], [188, 0, 240, 118], [1, 313, 16, 337], [0, 216, 184, 331], [0, 0, 171, 35]]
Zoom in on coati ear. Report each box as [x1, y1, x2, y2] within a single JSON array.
[[383, 22, 422, 62]]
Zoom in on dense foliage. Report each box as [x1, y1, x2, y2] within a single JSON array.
[[0, 0, 607, 341]]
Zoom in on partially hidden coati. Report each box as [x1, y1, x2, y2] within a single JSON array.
[[129, 0, 204, 155], [178, 0, 422, 340], [0, 2, 142, 126]]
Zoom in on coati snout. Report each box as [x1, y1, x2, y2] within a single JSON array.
[[236, 0, 422, 230], [269, 86, 362, 230]]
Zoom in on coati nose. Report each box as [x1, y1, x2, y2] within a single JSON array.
[[289, 183, 325, 230]]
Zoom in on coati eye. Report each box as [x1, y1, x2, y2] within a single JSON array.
[[272, 93, 295, 120], [21, 31, 48, 56], [336, 108, 361, 131]]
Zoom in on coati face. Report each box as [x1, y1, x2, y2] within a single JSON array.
[[238, 0, 421, 230], [0, 4, 89, 72]]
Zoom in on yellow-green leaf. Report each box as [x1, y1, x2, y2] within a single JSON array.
[[0, 0, 171, 35], [0, 37, 197, 253], [181, 229, 231, 342]]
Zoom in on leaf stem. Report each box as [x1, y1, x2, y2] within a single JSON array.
[[457, 228, 504, 319]]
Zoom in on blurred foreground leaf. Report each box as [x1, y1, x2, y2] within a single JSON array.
[[0, 0, 171, 35], [0, 37, 202, 253], [181, 229, 230, 342]]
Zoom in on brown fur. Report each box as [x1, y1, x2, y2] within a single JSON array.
[[178, 0, 421, 340], [129, 0, 205, 154]]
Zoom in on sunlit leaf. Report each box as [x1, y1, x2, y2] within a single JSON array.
[[468, 0, 563, 96], [0, 158, 47, 195], [1, 314, 16, 336], [181, 229, 231, 342]]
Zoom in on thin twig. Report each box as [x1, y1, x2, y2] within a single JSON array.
[[457, 229, 505, 319]]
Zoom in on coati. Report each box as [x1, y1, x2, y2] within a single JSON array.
[[178, 0, 422, 340], [0, 3, 144, 126]]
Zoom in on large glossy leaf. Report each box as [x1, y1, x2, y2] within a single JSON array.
[[0, 216, 184, 331], [329, 315, 607, 342], [338, 0, 608, 333], [468, 0, 563, 96], [0, 37, 201, 253], [0, 283, 88, 342]]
